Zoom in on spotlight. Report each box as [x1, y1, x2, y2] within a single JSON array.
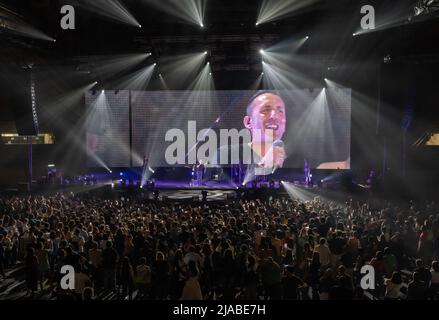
[[153, 63, 157, 66], [200, 23, 204, 28], [53, 39, 57, 42], [384, 54, 392, 64], [138, 24, 142, 28], [255, 22, 259, 26], [209, 72, 212, 75], [324, 78, 328, 81], [260, 49, 265, 54], [119, 172, 123, 176], [109, 170, 112, 173], [102, 89, 105, 93], [306, 36, 309, 40], [207, 62, 210, 65], [261, 72, 264, 75], [140, 185, 143, 189], [262, 61, 265, 64], [204, 51, 207, 55], [111, 183, 114, 188], [352, 33, 357, 36], [159, 73, 162, 77]]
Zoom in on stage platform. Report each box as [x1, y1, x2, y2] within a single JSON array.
[[1, 167, 357, 202]]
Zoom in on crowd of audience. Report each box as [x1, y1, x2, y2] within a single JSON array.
[[1, 192, 439, 300]]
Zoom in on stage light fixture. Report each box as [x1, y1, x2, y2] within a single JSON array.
[[383, 54, 392, 64], [260, 49, 265, 54]]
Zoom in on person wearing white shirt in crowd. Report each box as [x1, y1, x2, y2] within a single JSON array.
[[78, 224, 89, 242], [135, 257, 151, 299], [313, 238, 331, 268], [183, 246, 203, 269]]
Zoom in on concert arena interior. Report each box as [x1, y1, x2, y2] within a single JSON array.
[[1, 0, 439, 306]]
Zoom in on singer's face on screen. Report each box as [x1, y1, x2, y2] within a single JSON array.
[[244, 93, 286, 143]]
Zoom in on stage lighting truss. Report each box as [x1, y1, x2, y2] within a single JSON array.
[[413, 0, 439, 17], [0, 6, 20, 32]]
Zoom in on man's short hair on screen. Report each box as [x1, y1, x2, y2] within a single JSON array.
[[246, 90, 283, 116]]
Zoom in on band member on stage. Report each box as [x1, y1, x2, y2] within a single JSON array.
[[191, 163, 197, 185], [192, 160, 205, 186], [304, 159, 311, 186], [141, 156, 154, 185], [197, 159, 205, 185]]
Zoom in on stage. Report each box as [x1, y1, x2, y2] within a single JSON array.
[[5, 166, 355, 200], [13, 166, 359, 203]]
